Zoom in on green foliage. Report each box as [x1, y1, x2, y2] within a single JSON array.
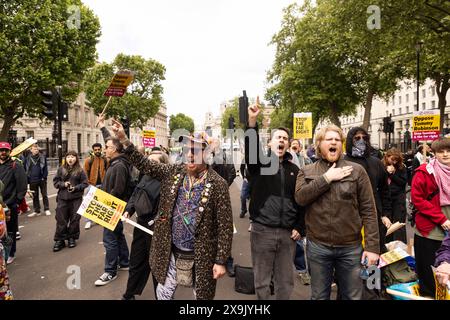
[[0, 0, 101, 139], [82, 53, 166, 129], [169, 113, 195, 134]]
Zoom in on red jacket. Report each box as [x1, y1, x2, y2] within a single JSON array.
[[411, 163, 448, 237]]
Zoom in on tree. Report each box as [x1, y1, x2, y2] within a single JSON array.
[[82, 54, 166, 128], [169, 113, 195, 135], [0, 0, 101, 140], [266, 2, 360, 130]]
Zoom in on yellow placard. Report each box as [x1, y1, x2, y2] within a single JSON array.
[[432, 266, 450, 300], [143, 128, 156, 138], [293, 113, 313, 139], [412, 110, 441, 141], [77, 186, 126, 231], [10, 138, 37, 157]]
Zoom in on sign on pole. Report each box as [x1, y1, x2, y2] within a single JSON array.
[[293, 113, 313, 140], [412, 110, 440, 142], [77, 186, 126, 231], [142, 127, 156, 148], [10, 137, 38, 157], [103, 70, 134, 97]]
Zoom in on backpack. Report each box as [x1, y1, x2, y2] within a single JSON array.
[[124, 165, 140, 202], [409, 189, 439, 227], [382, 259, 418, 287]]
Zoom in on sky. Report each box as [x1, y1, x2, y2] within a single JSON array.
[[82, 0, 296, 127]]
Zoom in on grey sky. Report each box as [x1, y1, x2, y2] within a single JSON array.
[[82, 0, 295, 127]]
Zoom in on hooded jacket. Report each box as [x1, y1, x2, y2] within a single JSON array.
[[0, 158, 27, 207], [102, 154, 132, 201]]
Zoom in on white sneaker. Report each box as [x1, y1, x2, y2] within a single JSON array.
[[6, 256, 15, 265], [27, 212, 40, 217], [45, 210, 51, 216], [85, 221, 92, 230], [94, 272, 117, 286]]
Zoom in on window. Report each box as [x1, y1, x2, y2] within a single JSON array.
[[399, 108, 402, 115], [84, 111, 89, 126], [25, 131, 34, 138], [398, 96, 402, 104], [406, 119, 410, 126], [96, 134, 99, 143], [87, 133, 91, 146], [431, 86, 435, 96], [414, 92, 417, 101], [406, 94, 409, 103], [75, 108, 80, 124], [386, 110, 389, 116], [406, 106, 409, 113], [399, 120, 403, 129], [431, 100, 436, 109], [422, 89, 426, 99], [422, 102, 426, 110], [392, 109, 395, 116], [414, 104, 418, 111]]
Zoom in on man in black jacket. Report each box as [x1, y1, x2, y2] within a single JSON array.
[[94, 137, 131, 286], [245, 103, 302, 300], [0, 142, 27, 264]]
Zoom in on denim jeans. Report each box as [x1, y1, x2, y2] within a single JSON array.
[[307, 239, 363, 300], [240, 180, 250, 213], [251, 223, 296, 300], [103, 221, 129, 275], [294, 238, 307, 272]]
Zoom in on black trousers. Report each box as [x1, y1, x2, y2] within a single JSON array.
[[6, 204, 18, 257], [414, 234, 442, 298], [54, 198, 82, 241], [29, 180, 50, 212], [123, 216, 157, 298]]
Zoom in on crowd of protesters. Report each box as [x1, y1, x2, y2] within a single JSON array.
[[1, 103, 449, 301]]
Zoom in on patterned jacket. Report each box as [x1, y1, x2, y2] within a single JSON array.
[[125, 144, 233, 300]]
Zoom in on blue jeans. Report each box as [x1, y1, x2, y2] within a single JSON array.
[[307, 239, 363, 300], [103, 221, 130, 275], [240, 180, 250, 213], [294, 239, 307, 272]]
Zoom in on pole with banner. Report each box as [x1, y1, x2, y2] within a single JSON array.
[[412, 110, 440, 164]]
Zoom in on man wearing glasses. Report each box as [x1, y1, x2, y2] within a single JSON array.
[[111, 120, 233, 300]]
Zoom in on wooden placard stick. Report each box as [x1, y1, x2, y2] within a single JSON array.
[[96, 96, 113, 127]]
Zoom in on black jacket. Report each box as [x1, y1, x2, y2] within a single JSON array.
[[245, 126, 304, 232], [211, 151, 236, 187], [0, 158, 27, 207], [125, 175, 160, 219], [53, 166, 88, 201], [102, 154, 132, 201]]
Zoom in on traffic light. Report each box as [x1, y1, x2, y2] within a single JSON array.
[[388, 120, 395, 133], [60, 102, 69, 122], [40, 90, 57, 120], [382, 117, 389, 133], [228, 115, 235, 130]]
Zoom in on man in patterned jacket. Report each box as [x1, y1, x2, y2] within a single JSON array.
[[111, 119, 233, 300]]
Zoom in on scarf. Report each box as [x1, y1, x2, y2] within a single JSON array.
[[351, 140, 366, 158], [431, 158, 450, 206]]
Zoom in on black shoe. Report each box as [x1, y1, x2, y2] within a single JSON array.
[[121, 294, 135, 300], [239, 211, 246, 218], [53, 240, 66, 252], [68, 238, 76, 248]]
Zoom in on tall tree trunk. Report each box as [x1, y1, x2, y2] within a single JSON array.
[[329, 101, 341, 127], [435, 74, 449, 134], [0, 109, 16, 141], [362, 89, 375, 131]]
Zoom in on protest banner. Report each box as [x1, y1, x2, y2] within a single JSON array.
[[412, 110, 440, 142], [432, 266, 450, 300], [103, 70, 134, 97], [142, 127, 156, 148], [293, 113, 313, 140], [77, 186, 127, 231], [378, 247, 410, 268], [10, 137, 38, 157]]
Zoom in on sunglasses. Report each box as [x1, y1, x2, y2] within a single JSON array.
[[354, 135, 368, 141]]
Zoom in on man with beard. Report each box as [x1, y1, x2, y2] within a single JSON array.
[[295, 125, 379, 300], [0, 142, 27, 265], [245, 101, 302, 300], [83, 143, 109, 230]]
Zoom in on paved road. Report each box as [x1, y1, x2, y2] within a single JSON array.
[[7, 174, 312, 300]]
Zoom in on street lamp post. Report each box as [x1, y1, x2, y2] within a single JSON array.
[[404, 124, 411, 152]]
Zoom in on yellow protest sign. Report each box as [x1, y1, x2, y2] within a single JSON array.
[[10, 137, 38, 157], [378, 247, 410, 268], [103, 70, 134, 97], [412, 110, 440, 142], [77, 186, 126, 231], [432, 266, 450, 300], [142, 127, 156, 148], [293, 113, 312, 139]]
